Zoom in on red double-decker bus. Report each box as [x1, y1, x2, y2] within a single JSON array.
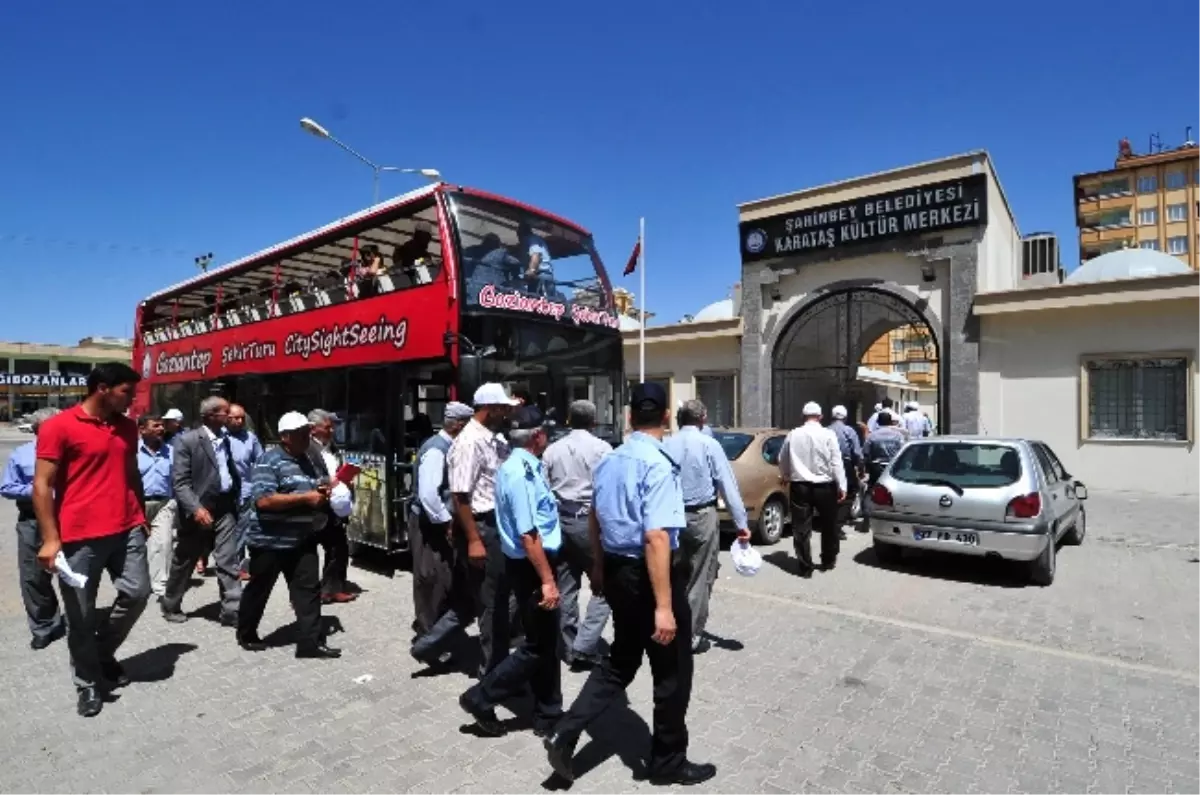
[[131, 183, 624, 552]]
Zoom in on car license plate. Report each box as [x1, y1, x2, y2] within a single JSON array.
[[913, 527, 979, 546]]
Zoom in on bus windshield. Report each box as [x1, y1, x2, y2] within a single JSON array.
[[448, 192, 612, 316], [461, 314, 622, 443]]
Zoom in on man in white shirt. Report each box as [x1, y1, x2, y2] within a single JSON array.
[[778, 402, 846, 577], [900, 402, 932, 439]]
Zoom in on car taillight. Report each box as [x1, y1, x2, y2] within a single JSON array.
[[1006, 493, 1041, 519], [870, 484, 893, 506]]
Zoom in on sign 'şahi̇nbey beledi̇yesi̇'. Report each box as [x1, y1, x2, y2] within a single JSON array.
[[739, 173, 988, 263]]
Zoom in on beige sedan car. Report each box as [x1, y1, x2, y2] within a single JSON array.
[[712, 428, 792, 545]]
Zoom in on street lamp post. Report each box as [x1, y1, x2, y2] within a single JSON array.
[[298, 117, 440, 204]]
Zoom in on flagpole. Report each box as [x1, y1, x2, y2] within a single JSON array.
[[638, 216, 645, 384]]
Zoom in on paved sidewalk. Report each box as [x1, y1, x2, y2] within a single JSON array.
[[0, 443, 1194, 793]]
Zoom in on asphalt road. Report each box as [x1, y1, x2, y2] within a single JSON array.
[[0, 429, 1196, 793]]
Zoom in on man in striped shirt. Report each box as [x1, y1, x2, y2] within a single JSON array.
[[444, 382, 517, 676], [236, 411, 340, 660]]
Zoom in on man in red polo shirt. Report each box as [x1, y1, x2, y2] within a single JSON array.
[[33, 362, 150, 718]]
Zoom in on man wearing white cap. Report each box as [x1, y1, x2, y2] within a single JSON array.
[[900, 401, 932, 439], [161, 408, 184, 444], [778, 401, 846, 577], [409, 401, 475, 640], [829, 405, 864, 534], [237, 411, 340, 659], [414, 383, 517, 676]]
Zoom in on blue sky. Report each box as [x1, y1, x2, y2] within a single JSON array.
[[1, 1, 1196, 345]]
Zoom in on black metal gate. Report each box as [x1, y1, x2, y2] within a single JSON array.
[[771, 288, 938, 429]]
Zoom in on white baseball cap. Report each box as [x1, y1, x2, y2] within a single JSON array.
[[802, 401, 822, 416], [906, 401, 920, 411], [873, 403, 882, 413], [472, 382, 518, 407], [831, 405, 848, 420], [163, 408, 184, 421], [277, 411, 312, 434]]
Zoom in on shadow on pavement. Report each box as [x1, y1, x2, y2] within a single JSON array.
[[540, 691, 651, 790], [852, 545, 1032, 588], [121, 642, 198, 683], [260, 615, 346, 647], [762, 549, 804, 576]]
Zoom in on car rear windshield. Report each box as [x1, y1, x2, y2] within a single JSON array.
[[712, 431, 754, 460], [890, 442, 1023, 488]]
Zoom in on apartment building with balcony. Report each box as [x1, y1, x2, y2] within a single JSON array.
[[1074, 138, 1200, 269]]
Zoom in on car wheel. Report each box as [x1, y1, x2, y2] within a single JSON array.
[[873, 537, 902, 564], [1062, 506, 1086, 546], [1028, 533, 1056, 586], [755, 496, 786, 546]]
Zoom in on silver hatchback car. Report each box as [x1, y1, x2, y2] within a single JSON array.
[[866, 437, 1088, 586]]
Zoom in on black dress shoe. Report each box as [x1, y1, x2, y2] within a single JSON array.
[[101, 659, 131, 688], [820, 559, 837, 572], [296, 644, 341, 659], [238, 635, 267, 652], [458, 692, 505, 737], [219, 613, 238, 628], [692, 637, 712, 655], [162, 608, 188, 624], [77, 687, 103, 718], [544, 732, 578, 782], [30, 624, 65, 650], [648, 761, 717, 786]]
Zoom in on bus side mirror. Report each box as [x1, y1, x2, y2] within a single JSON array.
[[459, 353, 483, 398]]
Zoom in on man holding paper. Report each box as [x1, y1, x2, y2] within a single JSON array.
[[237, 411, 341, 659], [32, 362, 151, 718]]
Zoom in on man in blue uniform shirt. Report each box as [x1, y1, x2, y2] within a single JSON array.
[[544, 382, 716, 787], [136, 413, 177, 599], [0, 408, 66, 649], [664, 399, 749, 654], [459, 405, 564, 738]]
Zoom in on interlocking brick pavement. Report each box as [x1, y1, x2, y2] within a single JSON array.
[[0, 437, 1195, 793]]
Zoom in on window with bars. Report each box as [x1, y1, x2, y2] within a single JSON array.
[[1085, 356, 1189, 441], [695, 374, 737, 428]]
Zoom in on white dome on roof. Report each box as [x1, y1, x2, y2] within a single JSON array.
[[618, 315, 641, 331], [1065, 248, 1191, 284], [693, 298, 735, 322]]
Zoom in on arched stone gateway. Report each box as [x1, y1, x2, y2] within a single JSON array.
[[770, 287, 941, 430]]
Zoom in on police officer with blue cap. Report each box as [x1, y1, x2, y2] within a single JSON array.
[[458, 405, 564, 737], [544, 382, 716, 787]]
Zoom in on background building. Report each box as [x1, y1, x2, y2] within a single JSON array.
[[1074, 135, 1199, 269], [0, 336, 133, 420]]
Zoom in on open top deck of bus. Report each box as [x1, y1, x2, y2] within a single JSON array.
[[141, 183, 597, 313]]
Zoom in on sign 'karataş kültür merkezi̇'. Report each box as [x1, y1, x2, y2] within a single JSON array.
[[739, 173, 989, 263], [476, 284, 620, 329]]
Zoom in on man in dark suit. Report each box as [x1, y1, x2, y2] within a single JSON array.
[[162, 396, 243, 626]]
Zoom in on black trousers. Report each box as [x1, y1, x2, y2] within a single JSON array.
[[468, 556, 563, 726], [789, 481, 840, 572], [237, 542, 323, 649], [410, 513, 517, 675], [318, 519, 350, 596], [837, 458, 861, 526], [556, 553, 693, 777], [409, 512, 456, 635]]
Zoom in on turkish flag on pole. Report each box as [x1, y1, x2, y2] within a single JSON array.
[[622, 238, 641, 276]]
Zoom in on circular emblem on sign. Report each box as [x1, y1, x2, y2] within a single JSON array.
[[745, 228, 767, 254], [939, 494, 953, 508]]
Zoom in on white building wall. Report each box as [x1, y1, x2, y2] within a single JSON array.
[[979, 299, 1199, 495], [978, 159, 1022, 293]]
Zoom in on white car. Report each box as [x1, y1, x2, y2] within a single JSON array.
[[15, 421, 33, 433]]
